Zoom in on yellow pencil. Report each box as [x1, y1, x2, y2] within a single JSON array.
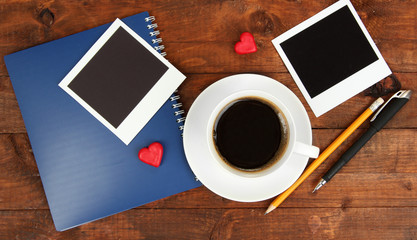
[[265, 97, 384, 215]]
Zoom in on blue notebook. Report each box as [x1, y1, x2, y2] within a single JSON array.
[[4, 12, 201, 231]]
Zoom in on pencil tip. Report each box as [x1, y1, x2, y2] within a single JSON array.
[[264, 205, 275, 215]]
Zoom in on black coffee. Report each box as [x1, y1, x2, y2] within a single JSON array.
[[213, 98, 287, 171]]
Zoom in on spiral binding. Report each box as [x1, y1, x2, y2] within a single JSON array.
[[145, 16, 166, 56], [171, 90, 186, 134], [146, 15, 185, 134]]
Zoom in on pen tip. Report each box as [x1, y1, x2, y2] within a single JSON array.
[[313, 179, 326, 193]]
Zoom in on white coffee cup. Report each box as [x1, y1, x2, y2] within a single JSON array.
[[206, 89, 319, 179]]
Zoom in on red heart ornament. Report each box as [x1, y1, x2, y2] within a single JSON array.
[[138, 142, 163, 167], [234, 32, 257, 54]]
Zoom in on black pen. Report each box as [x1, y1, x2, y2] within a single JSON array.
[[313, 90, 412, 193]]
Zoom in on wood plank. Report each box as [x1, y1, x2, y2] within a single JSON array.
[[162, 40, 417, 74], [1, 129, 416, 210], [3, 36, 417, 76], [2, 130, 416, 178], [2, 171, 417, 210], [1, 208, 417, 239], [1, 72, 416, 133], [0, 76, 25, 133], [1, 1, 417, 75], [1, 0, 415, 45], [0, 133, 37, 177], [155, 0, 417, 42]]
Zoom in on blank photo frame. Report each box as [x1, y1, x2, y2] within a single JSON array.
[[272, 0, 391, 117], [59, 19, 186, 145]]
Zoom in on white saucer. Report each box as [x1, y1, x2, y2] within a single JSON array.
[[183, 74, 313, 202]]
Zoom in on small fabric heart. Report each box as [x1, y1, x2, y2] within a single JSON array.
[[234, 32, 257, 54], [138, 142, 163, 167]]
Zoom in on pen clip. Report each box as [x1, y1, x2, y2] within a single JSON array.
[[370, 90, 411, 122]]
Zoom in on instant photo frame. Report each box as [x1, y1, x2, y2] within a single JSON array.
[[272, 0, 391, 117], [59, 19, 185, 145]]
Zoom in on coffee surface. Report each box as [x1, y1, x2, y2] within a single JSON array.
[[214, 99, 282, 170]]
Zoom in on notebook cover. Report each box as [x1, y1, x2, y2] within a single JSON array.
[[4, 11, 201, 231]]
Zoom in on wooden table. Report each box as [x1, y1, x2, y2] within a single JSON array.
[[1, 0, 416, 239]]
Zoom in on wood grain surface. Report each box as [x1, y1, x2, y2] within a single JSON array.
[[1, 0, 416, 239]]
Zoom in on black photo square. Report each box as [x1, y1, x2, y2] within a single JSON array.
[[68, 27, 168, 128], [280, 6, 378, 98]]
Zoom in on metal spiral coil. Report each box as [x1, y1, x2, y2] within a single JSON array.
[[170, 95, 186, 132], [147, 23, 158, 29], [154, 45, 165, 51], [149, 30, 160, 37], [144, 16, 155, 22], [170, 95, 180, 101], [174, 110, 185, 116], [172, 102, 183, 109], [152, 38, 163, 44], [176, 117, 186, 123]]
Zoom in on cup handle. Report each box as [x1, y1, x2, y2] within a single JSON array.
[[293, 141, 320, 159]]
